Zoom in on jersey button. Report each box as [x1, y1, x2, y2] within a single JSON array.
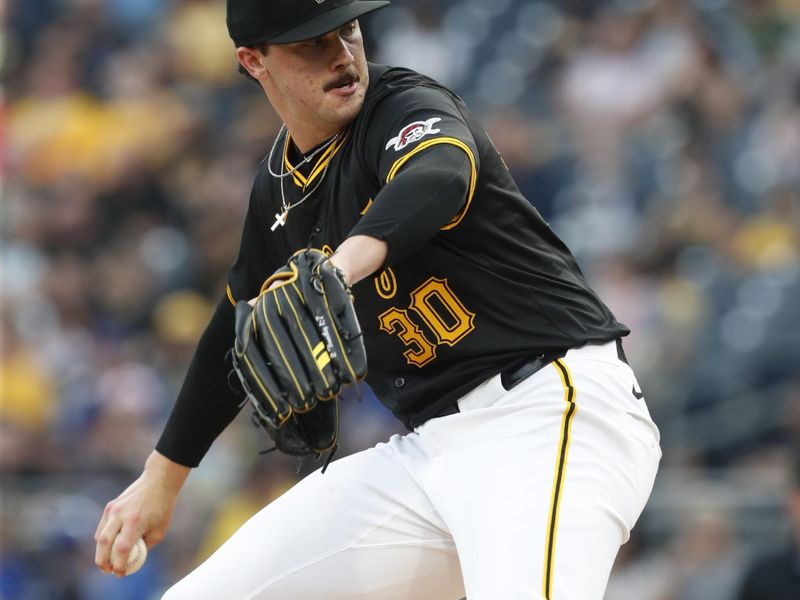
[[314, 221, 322, 232], [394, 377, 405, 388]]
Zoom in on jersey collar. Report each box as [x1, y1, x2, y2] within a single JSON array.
[[283, 128, 351, 190]]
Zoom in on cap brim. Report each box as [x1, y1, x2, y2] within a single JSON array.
[[265, 1, 389, 45]]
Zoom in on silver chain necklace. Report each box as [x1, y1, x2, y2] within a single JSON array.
[[271, 160, 332, 231], [268, 125, 341, 231], [266, 124, 341, 179]]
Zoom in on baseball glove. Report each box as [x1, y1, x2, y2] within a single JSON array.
[[231, 248, 367, 458]]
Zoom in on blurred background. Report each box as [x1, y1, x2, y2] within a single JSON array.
[[1, 0, 799, 598]]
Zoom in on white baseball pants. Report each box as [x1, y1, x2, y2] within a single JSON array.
[[162, 340, 661, 599]]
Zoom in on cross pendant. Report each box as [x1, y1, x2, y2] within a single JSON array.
[[271, 211, 288, 231]]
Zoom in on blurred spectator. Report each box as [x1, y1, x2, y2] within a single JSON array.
[[165, 0, 238, 85], [374, 3, 472, 88], [674, 508, 746, 600], [560, 4, 697, 179], [736, 458, 800, 599]]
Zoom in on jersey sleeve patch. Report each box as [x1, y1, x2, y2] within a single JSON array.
[[385, 117, 442, 152]]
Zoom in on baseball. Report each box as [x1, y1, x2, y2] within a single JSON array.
[[125, 538, 148, 575]]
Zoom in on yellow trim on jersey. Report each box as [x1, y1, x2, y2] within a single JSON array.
[[226, 284, 236, 307], [543, 358, 577, 600], [283, 130, 351, 190], [374, 267, 398, 300], [384, 137, 477, 230]]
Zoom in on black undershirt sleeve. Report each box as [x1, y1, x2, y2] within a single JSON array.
[[155, 296, 242, 467], [348, 143, 471, 266]]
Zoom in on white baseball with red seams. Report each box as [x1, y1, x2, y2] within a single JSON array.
[[126, 538, 148, 575]]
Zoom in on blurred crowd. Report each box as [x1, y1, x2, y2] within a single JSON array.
[[1, 0, 799, 598]]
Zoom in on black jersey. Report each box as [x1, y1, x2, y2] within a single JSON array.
[[226, 64, 628, 429]]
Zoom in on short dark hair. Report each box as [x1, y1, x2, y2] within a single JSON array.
[[238, 44, 269, 84]]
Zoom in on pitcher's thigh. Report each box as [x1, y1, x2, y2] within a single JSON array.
[[162, 437, 465, 600], [260, 537, 464, 600], [427, 369, 658, 599], [445, 423, 655, 599]]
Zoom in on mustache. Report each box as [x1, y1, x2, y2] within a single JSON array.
[[323, 71, 360, 92]]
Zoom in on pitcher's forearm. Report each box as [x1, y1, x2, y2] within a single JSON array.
[[331, 235, 388, 286]]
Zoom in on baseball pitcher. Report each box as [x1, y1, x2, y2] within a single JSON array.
[[94, 1, 661, 598]]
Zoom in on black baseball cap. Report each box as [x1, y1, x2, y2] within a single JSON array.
[[227, 0, 390, 47]]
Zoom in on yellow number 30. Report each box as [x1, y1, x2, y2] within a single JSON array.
[[378, 278, 475, 367]]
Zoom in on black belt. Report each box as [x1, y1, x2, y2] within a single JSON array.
[[501, 349, 567, 391], [431, 338, 627, 421], [431, 348, 568, 421]]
